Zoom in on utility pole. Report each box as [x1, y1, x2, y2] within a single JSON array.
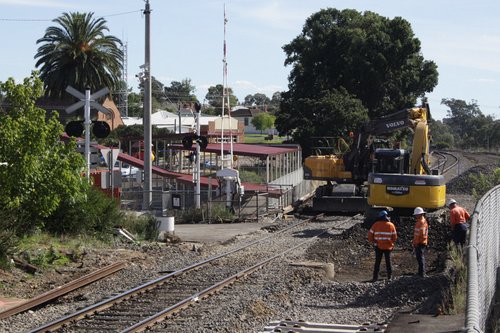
[[195, 103, 201, 209], [143, 0, 152, 211]]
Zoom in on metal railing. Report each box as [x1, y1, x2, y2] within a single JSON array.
[[466, 184, 500, 332]]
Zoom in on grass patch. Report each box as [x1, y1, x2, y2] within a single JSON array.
[[16, 233, 108, 270], [243, 134, 285, 144], [443, 244, 467, 315], [239, 169, 265, 183]]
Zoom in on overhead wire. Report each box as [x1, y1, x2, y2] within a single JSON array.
[[0, 9, 142, 22]]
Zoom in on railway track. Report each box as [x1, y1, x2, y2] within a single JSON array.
[[433, 150, 459, 176], [27, 214, 360, 333]]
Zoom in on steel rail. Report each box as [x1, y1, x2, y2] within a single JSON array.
[[0, 261, 126, 320], [121, 215, 353, 333], [435, 150, 459, 174], [28, 214, 325, 333]]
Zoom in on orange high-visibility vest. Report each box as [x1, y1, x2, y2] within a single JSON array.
[[450, 206, 470, 229], [412, 216, 428, 247], [368, 220, 397, 250]]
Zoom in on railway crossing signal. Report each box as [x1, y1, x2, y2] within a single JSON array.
[[65, 86, 111, 179], [182, 135, 208, 150]]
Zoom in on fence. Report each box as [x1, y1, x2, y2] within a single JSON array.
[[466, 185, 500, 332], [120, 184, 295, 222]]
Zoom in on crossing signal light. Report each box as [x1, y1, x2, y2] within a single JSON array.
[[65, 121, 84, 137], [65, 120, 111, 138], [182, 135, 208, 150], [92, 121, 111, 138]]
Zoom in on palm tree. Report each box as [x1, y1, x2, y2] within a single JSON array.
[[35, 12, 123, 98]]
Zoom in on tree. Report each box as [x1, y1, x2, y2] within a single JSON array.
[[268, 91, 283, 113], [243, 93, 271, 109], [0, 74, 88, 232], [441, 98, 490, 149], [251, 112, 276, 134], [164, 79, 197, 104], [205, 84, 239, 113], [429, 119, 454, 149], [277, 8, 438, 152], [138, 76, 165, 111], [277, 88, 368, 157], [127, 91, 143, 118], [35, 12, 123, 98]]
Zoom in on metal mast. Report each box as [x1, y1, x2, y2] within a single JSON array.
[[221, 4, 233, 168], [142, 0, 152, 211], [120, 42, 129, 116], [220, 4, 228, 168]]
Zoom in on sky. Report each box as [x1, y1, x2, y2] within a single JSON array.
[[1, 0, 500, 121]]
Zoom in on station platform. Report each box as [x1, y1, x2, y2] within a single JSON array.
[[172, 222, 271, 243]]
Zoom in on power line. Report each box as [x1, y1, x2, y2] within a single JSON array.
[[0, 9, 142, 22]]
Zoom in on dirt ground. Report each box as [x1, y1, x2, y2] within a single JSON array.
[[304, 210, 451, 283], [0, 151, 496, 315]]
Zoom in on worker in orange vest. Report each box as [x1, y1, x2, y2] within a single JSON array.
[[447, 199, 470, 248], [367, 210, 397, 282], [412, 207, 429, 277]]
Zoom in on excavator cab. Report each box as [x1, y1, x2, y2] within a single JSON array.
[[372, 148, 409, 174]]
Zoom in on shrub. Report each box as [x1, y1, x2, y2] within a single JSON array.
[[0, 210, 18, 268], [43, 186, 124, 236], [469, 167, 500, 199], [118, 213, 160, 241]]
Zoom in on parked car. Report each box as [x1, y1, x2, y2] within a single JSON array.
[[121, 163, 139, 177]]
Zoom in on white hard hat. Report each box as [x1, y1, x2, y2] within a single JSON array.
[[447, 198, 457, 207], [413, 207, 425, 215]]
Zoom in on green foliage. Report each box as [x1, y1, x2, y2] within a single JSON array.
[[177, 204, 235, 224], [25, 245, 71, 268], [277, 8, 438, 152], [127, 91, 143, 117], [0, 74, 88, 233], [143, 214, 161, 241], [43, 186, 123, 236], [429, 119, 454, 149], [441, 98, 494, 149], [251, 112, 276, 133], [443, 244, 467, 315], [179, 208, 206, 223], [16, 233, 93, 269], [244, 93, 271, 108], [164, 78, 197, 104], [0, 210, 18, 267], [205, 84, 239, 111], [119, 213, 159, 241], [278, 88, 369, 157], [469, 168, 500, 199], [35, 12, 123, 98], [209, 203, 236, 221], [239, 169, 265, 183], [243, 134, 285, 144]]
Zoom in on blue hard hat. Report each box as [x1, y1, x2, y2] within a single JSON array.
[[378, 210, 389, 218]]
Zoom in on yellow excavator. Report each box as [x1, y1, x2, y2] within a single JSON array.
[[303, 102, 446, 214]]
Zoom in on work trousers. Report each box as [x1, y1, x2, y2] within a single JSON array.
[[373, 247, 392, 281], [452, 223, 468, 247], [415, 244, 426, 276]]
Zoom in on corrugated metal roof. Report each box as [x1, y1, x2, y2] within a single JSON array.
[[170, 143, 300, 157], [93, 144, 285, 197]]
